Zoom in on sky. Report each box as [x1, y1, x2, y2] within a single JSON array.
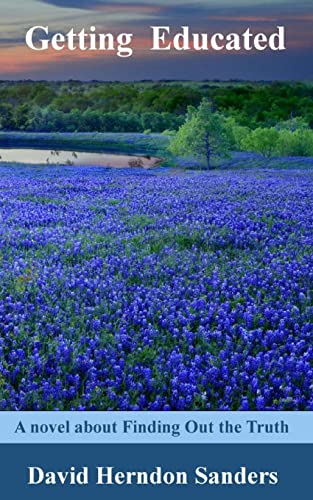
[[0, 0, 312, 81]]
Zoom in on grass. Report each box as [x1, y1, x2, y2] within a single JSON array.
[[0, 132, 169, 157]]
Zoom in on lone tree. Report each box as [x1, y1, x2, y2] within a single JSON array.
[[168, 99, 231, 169]]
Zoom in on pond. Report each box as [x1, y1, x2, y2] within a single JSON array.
[[0, 148, 159, 169]]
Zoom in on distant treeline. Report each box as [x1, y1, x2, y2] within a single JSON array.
[[0, 81, 312, 133]]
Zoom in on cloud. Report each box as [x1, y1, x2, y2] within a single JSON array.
[[36, 0, 160, 11], [33, 0, 313, 27], [37, 0, 103, 9], [36, 0, 313, 10], [1, 0, 311, 80], [0, 37, 25, 47], [2, 42, 313, 81]]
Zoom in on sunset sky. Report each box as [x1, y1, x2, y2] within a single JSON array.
[[0, 0, 312, 80]]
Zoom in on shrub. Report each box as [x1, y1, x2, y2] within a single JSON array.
[[128, 157, 144, 168], [241, 128, 279, 158], [276, 129, 313, 157]]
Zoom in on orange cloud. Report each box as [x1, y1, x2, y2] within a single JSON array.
[[0, 36, 155, 74]]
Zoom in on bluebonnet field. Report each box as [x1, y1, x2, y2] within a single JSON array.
[[0, 163, 313, 411]]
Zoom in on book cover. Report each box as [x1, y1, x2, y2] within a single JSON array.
[[0, 0, 312, 498]]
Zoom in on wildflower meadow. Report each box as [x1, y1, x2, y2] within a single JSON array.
[[0, 164, 312, 410]]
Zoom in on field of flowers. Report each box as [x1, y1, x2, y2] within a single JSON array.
[[0, 164, 312, 411]]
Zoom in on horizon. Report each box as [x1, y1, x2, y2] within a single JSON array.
[[0, 79, 312, 83]]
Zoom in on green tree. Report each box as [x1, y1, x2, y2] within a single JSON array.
[[0, 103, 15, 130], [223, 116, 250, 150], [168, 100, 231, 169], [276, 129, 313, 157], [241, 128, 279, 158], [276, 117, 310, 132]]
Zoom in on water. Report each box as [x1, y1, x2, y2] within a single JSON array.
[[0, 148, 158, 168]]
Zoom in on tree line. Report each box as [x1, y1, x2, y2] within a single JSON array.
[[0, 81, 312, 133]]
